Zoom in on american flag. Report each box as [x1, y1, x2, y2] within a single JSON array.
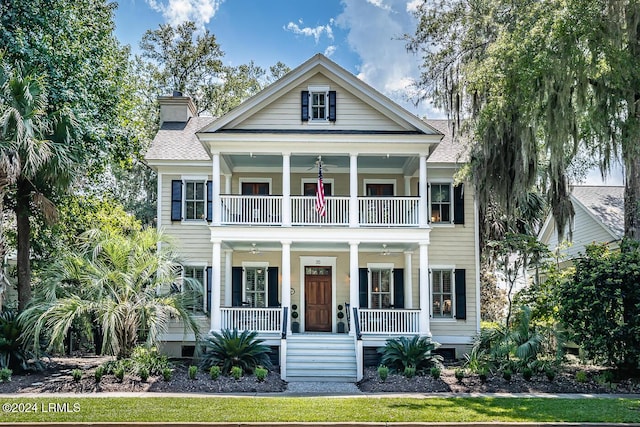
[[315, 162, 326, 217]]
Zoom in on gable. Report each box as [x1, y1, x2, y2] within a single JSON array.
[[225, 72, 409, 132]]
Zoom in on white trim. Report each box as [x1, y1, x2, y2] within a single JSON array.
[[429, 180, 454, 224], [182, 263, 208, 312], [181, 177, 208, 223], [430, 266, 456, 320], [301, 178, 334, 195], [241, 262, 270, 308], [157, 173, 162, 229], [366, 263, 395, 309], [431, 335, 474, 345], [299, 256, 337, 333], [308, 85, 330, 92], [238, 177, 273, 195], [181, 175, 208, 181], [363, 179, 397, 196]]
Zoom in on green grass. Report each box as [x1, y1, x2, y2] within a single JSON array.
[[1, 397, 638, 423]]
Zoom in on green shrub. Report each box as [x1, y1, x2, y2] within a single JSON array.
[[199, 329, 272, 374], [209, 365, 221, 380], [545, 367, 556, 381], [403, 366, 416, 378], [255, 366, 268, 382], [478, 367, 488, 383], [131, 346, 171, 376], [0, 308, 41, 371], [575, 371, 588, 383], [188, 365, 198, 380], [522, 367, 534, 381], [114, 366, 125, 382], [162, 367, 172, 381], [71, 369, 83, 382], [231, 366, 243, 380], [379, 336, 442, 373], [596, 370, 615, 385], [0, 367, 12, 382], [377, 365, 389, 382], [94, 366, 105, 383], [454, 368, 465, 383], [430, 366, 441, 379], [138, 366, 150, 382], [503, 369, 512, 381]]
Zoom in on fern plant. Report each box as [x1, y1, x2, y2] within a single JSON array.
[[199, 329, 272, 374], [378, 336, 442, 373]]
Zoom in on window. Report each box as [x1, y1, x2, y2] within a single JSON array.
[[301, 89, 336, 122], [432, 270, 453, 318], [370, 268, 393, 309], [183, 266, 205, 312], [311, 92, 327, 120], [244, 266, 267, 307], [185, 181, 205, 220], [241, 182, 270, 195], [430, 183, 452, 223], [303, 181, 332, 196]]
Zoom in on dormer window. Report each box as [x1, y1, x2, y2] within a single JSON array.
[[301, 87, 336, 122]]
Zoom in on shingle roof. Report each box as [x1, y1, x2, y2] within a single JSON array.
[[571, 185, 624, 238], [145, 117, 215, 161], [424, 119, 468, 163]]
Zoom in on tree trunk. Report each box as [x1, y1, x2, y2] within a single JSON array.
[[625, 156, 640, 241], [16, 179, 31, 311]]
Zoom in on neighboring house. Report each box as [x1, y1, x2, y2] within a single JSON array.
[[145, 54, 480, 381], [538, 185, 624, 262]]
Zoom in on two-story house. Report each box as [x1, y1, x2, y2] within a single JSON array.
[[145, 54, 480, 381]]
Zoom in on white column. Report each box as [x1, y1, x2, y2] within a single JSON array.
[[419, 154, 428, 228], [349, 154, 358, 227], [404, 251, 413, 309], [224, 249, 232, 307], [404, 176, 412, 197], [281, 240, 292, 335], [282, 153, 291, 226], [349, 241, 360, 334], [224, 174, 232, 194], [210, 239, 222, 331], [156, 173, 163, 229], [419, 241, 430, 335], [212, 153, 221, 226]]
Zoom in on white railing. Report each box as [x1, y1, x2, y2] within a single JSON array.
[[220, 195, 282, 225], [358, 197, 420, 226], [358, 309, 421, 334], [291, 196, 350, 225], [220, 307, 282, 332]]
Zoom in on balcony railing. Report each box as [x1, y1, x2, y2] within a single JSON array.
[[218, 195, 420, 227], [358, 309, 421, 334], [220, 307, 282, 332]]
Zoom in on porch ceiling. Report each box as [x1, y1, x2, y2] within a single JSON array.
[[223, 153, 413, 172], [224, 240, 413, 254]]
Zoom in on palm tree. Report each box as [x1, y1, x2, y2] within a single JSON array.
[[0, 60, 75, 310], [20, 227, 201, 358]]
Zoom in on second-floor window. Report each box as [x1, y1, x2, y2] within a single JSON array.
[[430, 183, 452, 223], [185, 181, 205, 220]]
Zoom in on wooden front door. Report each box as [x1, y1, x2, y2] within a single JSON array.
[[305, 267, 332, 332]]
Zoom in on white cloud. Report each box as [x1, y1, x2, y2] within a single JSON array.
[[284, 20, 334, 44], [324, 45, 337, 57], [336, 0, 442, 118], [145, 0, 223, 27], [405, 0, 422, 13]]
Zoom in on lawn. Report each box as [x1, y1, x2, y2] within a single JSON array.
[[1, 397, 639, 423]]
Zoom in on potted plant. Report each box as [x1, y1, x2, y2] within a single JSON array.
[[291, 304, 300, 333]]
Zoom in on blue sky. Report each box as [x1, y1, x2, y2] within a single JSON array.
[[113, 0, 623, 185]]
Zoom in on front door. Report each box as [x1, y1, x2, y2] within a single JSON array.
[[305, 267, 332, 332]]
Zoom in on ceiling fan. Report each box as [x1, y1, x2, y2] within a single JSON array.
[[380, 244, 397, 256], [243, 243, 262, 255], [306, 155, 337, 172]]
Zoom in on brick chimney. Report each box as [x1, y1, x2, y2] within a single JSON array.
[[158, 91, 197, 126]]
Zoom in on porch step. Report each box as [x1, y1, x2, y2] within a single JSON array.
[[284, 334, 357, 382]]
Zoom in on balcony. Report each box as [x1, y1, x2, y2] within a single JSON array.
[[219, 195, 420, 227]]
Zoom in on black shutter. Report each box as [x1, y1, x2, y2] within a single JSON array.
[[206, 266, 212, 312], [267, 267, 279, 307], [454, 184, 465, 224], [171, 180, 182, 221], [232, 267, 243, 307], [393, 268, 404, 309], [328, 90, 337, 121], [359, 268, 368, 308], [455, 268, 466, 319], [206, 180, 213, 222], [301, 91, 309, 121]]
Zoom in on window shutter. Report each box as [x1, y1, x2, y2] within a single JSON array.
[[301, 91, 309, 121], [454, 184, 465, 224], [328, 90, 337, 121], [267, 267, 279, 307], [232, 267, 243, 307], [393, 268, 404, 308], [171, 180, 182, 221], [206, 266, 212, 313], [206, 180, 213, 222], [455, 268, 466, 319], [359, 268, 368, 308]]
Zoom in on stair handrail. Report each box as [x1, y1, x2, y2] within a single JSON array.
[[345, 302, 350, 332], [281, 306, 288, 339], [352, 306, 362, 340]]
